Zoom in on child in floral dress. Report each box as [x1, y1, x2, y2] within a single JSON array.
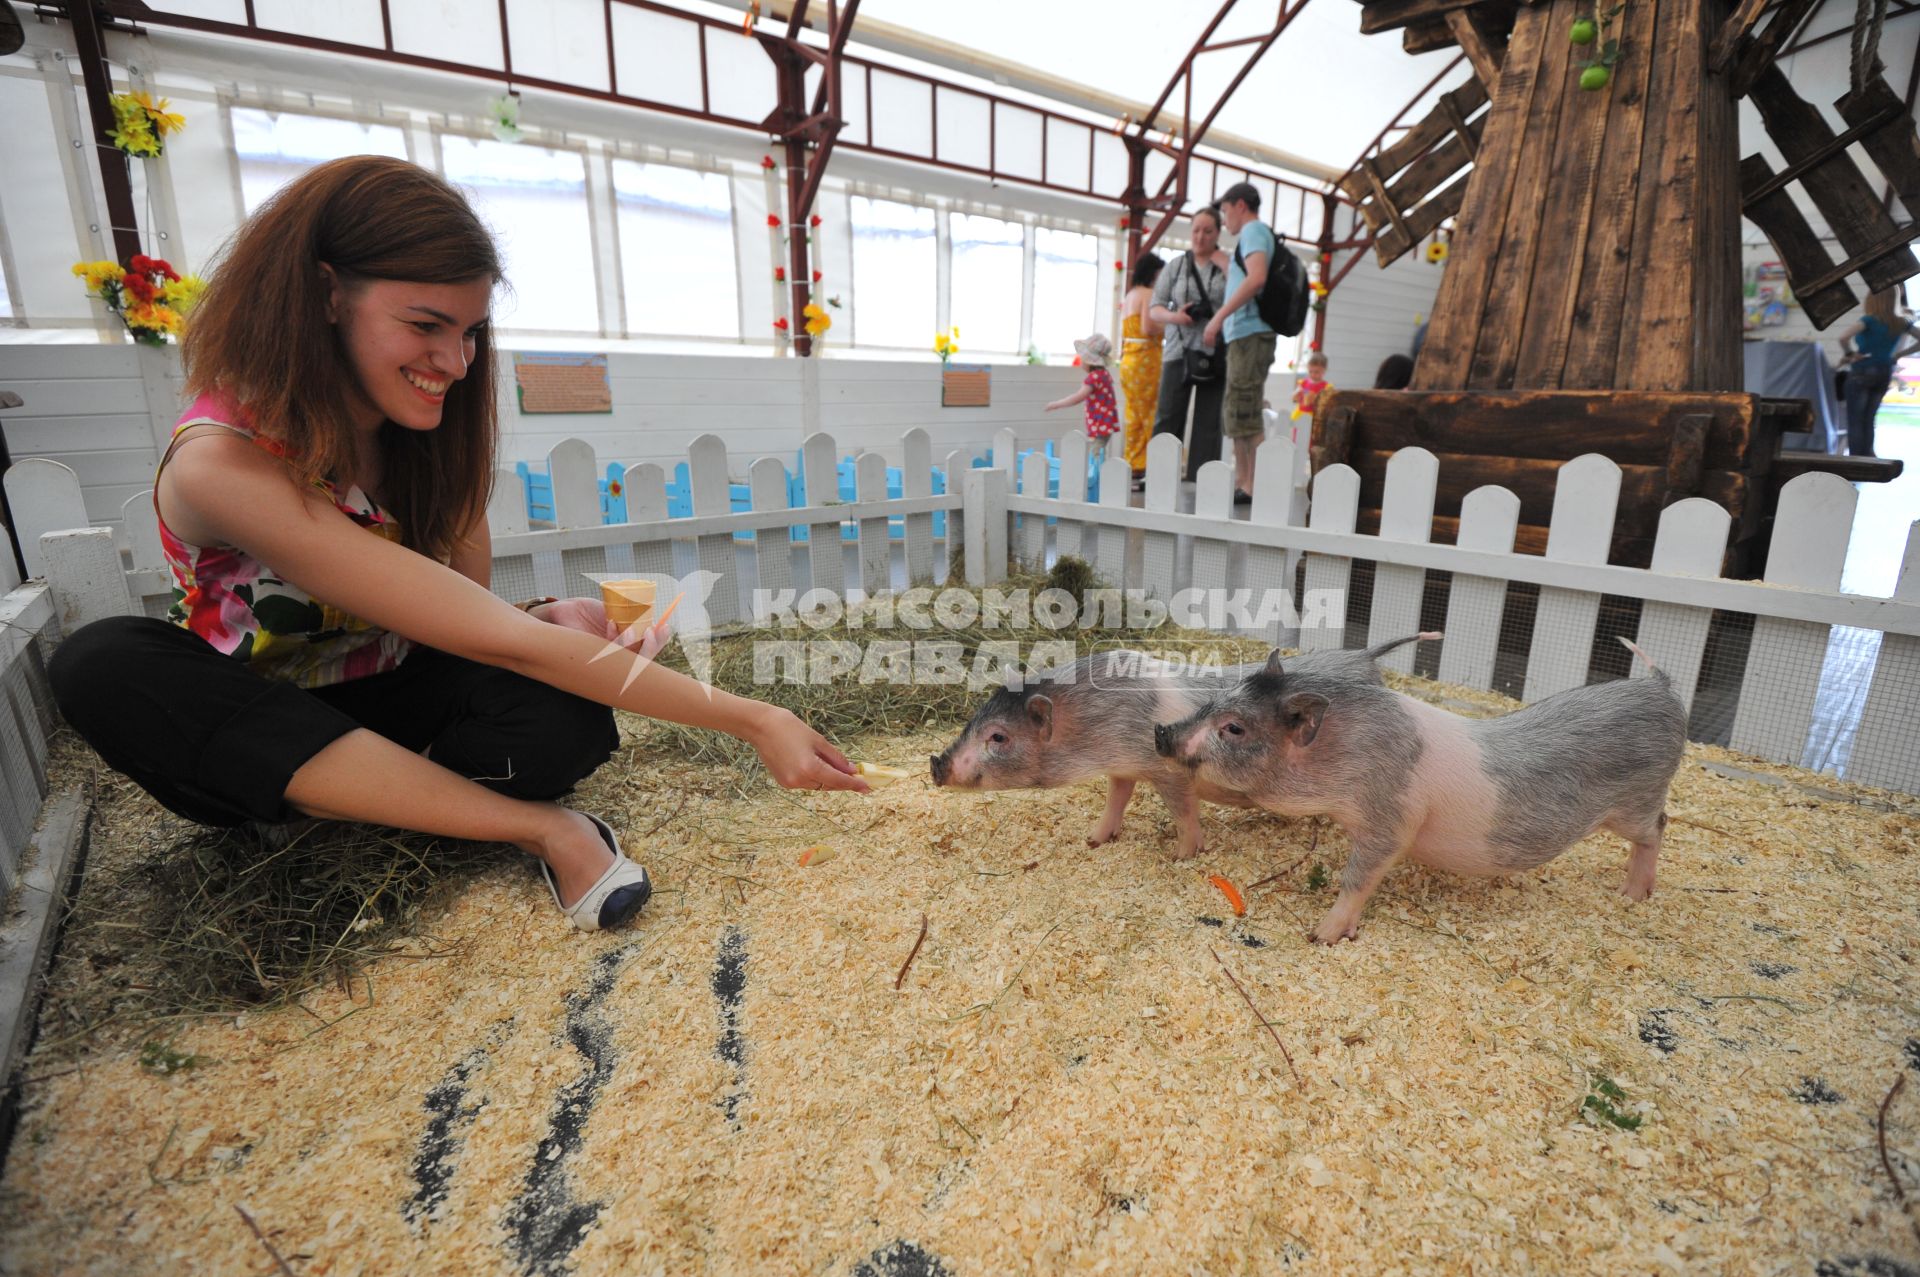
[[1046, 334, 1120, 463]]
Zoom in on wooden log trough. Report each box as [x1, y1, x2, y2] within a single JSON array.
[[1309, 389, 1903, 577]]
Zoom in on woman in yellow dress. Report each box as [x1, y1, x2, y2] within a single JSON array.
[[1118, 253, 1166, 479]]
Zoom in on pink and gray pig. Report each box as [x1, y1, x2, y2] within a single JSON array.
[[1156, 633, 1687, 944], [931, 651, 1269, 857]]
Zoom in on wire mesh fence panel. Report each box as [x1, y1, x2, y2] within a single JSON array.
[[1366, 448, 1437, 674], [1849, 522, 1920, 791], [0, 625, 54, 895]]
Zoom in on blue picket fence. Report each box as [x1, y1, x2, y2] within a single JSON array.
[[513, 439, 1100, 543]]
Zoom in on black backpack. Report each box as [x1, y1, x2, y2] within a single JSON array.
[[1235, 230, 1310, 337]]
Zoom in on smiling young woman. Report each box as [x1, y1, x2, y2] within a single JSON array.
[[49, 156, 868, 935]]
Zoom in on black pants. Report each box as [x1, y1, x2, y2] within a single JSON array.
[[1151, 362, 1225, 482], [49, 616, 619, 827], [1844, 360, 1892, 457]]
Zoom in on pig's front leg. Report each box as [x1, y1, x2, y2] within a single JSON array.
[[1149, 778, 1206, 860], [1086, 776, 1137, 847], [1311, 832, 1405, 945]]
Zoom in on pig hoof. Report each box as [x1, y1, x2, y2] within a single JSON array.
[[1310, 918, 1359, 945], [1621, 880, 1654, 902], [1086, 827, 1121, 848], [1168, 843, 1203, 862]]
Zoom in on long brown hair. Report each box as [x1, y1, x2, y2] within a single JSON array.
[[183, 155, 502, 563]]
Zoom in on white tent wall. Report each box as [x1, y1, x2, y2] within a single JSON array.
[[1315, 248, 1441, 394]]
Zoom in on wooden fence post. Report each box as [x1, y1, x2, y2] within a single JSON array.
[[1367, 446, 1439, 673], [41, 528, 130, 635], [1438, 485, 1520, 691], [1522, 454, 1621, 700]]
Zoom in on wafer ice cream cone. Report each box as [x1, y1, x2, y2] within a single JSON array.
[[600, 578, 656, 631]]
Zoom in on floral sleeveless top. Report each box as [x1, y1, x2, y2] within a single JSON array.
[[158, 394, 413, 688]]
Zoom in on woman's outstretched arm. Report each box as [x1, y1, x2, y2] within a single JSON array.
[[163, 433, 867, 791]]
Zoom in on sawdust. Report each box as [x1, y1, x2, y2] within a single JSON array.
[[4, 674, 1919, 1276]]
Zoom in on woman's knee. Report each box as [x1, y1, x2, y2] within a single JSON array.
[[49, 616, 179, 725], [443, 674, 619, 798]]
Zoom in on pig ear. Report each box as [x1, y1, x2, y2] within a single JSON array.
[[1265, 647, 1286, 675], [1282, 692, 1330, 746], [1026, 694, 1054, 740]]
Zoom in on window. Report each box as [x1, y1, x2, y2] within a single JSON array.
[[440, 136, 598, 332], [850, 195, 935, 348], [948, 212, 1023, 354], [1030, 226, 1098, 358], [231, 107, 409, 214], [612, 161, 739, 339]]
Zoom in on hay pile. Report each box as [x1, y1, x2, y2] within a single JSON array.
[[3, 619, 1919, 1275]]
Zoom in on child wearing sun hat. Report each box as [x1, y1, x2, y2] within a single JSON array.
[[1044, 333, 1120, 461]]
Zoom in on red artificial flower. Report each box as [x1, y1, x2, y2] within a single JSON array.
[[773, 316, 789, 331], [608, 480, 623, 497], [130, 254, 153, 274], [812, 269, 822, 282], [767, 213, 782, 228], [775, 266, 786, 281], [761, 155, 776, 169], [809, 214, 822, 227], [122, 272, 156, 303], [1309, 341, 1322, 351]]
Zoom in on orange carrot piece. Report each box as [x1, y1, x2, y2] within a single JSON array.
[[798, 843, 836, 867], [654, 592, 685, 628], [1209, 874, 1247, 917]]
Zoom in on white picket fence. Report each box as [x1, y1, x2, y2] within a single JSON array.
[[6, 422, 1919, 824]]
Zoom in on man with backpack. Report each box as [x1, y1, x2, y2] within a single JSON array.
[[1203, 180, 1305, 504]]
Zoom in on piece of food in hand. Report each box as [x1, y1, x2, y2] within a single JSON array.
[[855, 762, 912, 785], [797, 844, 838, 867], [601, 578, 657, 630]]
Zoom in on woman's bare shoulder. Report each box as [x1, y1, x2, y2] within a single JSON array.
[[158, 427, 303, 545]]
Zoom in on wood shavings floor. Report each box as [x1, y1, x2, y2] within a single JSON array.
[[4, 679, 1919, 1277]]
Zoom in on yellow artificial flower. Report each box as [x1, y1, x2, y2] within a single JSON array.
[[802, 302, 831, 336], [159, 273, 206, 313], [72, 260, 126, 292], [110, 120, 159, 157]]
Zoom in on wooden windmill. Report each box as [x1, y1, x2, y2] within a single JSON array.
[[1316, 0, 1916, 572]]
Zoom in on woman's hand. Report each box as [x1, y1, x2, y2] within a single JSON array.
[[532, 597, 671, 660], [741, 704, 870, 792]]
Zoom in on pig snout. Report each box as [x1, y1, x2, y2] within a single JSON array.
[[929, 753, 952, 786]]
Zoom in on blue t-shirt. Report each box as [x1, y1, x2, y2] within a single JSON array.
[[1854, 314, 1898, 368], [1224, 220, 1277, 344]]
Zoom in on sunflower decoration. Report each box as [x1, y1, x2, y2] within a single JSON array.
[[933, 328, 960, 365], [108, 90, 185, 158], [1425, 238, 1450, 265], [73, 253, 205, 345], [803, 302, 831, 338]]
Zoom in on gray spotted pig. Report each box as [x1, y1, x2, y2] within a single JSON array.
[[930, 651, 1269, 857], [1155, 633, 1686, 944]]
